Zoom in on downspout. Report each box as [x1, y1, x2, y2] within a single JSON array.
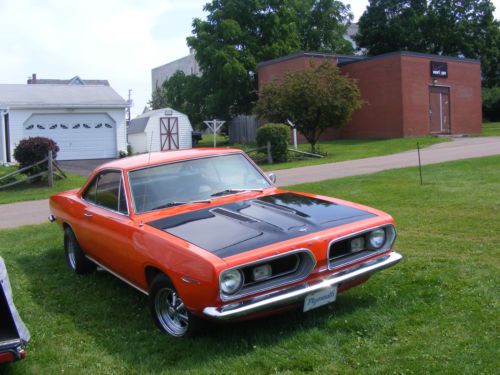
[[0, 107, 9, 165]]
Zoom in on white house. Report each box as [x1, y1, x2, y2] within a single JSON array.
[[0, 84, 127, 163], [128, 108, 193, 153]]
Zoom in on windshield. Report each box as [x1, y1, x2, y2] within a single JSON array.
[[129, 154, 272, 213]]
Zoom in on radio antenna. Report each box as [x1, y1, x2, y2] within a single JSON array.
[[141, 131, 154, 212], [148, 131, 154, 165]]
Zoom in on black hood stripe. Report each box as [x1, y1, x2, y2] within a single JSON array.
[[148, 193, 375, 258]]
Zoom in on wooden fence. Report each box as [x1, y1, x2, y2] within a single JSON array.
[[228, 115, 258, 144], [0, 151, 66, 190]]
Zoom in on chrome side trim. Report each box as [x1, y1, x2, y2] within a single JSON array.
[[85, 255, 149, 295], [204, 251, 402, 320]]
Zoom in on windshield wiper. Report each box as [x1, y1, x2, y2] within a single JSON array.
[[210, 188, 264, 197], [152, 199, 212, 210]]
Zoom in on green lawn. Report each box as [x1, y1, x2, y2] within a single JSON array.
[[481, 122, 500, 136], [0, 167, 86, 204], [1, 156, 498, 374], [196, 133, 449, 171]]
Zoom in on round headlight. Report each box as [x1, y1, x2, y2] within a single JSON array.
[[369, 228, 386, 249], [220, 269, 243, 295]]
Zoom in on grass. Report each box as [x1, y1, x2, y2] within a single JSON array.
[[259, 136, 447, 171], [195, 133, 449, 171], [1, 156, 499, 374], [481, 122, 500, 136], [0, 167, 86, 204]]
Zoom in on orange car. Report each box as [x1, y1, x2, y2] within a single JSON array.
[[49, 149, 402, 337]]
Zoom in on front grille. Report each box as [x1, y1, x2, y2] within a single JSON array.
[[220, 249, 316, 301], [328, 225, 396, 269], [241, 253, 300, 287]]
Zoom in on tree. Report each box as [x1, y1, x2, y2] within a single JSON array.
[[355, 0, 429, 54], [150, 86, 168, 110], [291, 0, 354, 53], [255, 62, 363, 151], [149, 71, 206, 129], [187, 0, 353, 120], [356, 0, 500, 87]]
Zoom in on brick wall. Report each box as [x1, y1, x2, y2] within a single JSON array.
[[257, 52, 482, 140], [400, 56, 482, 136]]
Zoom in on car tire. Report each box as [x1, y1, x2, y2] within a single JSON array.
[[149, 274, 204, 337], [64, 226, 96, 274]]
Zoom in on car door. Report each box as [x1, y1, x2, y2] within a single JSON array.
[[79, 170, 134, 278]]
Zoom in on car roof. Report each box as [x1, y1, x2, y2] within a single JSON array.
[[98, 148, 244, 171]]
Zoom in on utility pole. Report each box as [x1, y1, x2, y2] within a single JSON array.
[[126, 89, 133, 124]]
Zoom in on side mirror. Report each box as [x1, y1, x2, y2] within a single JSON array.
[[266, 172, 276, 184]]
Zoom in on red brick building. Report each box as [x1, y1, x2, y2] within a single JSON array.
[[257, 51, 482, 139]]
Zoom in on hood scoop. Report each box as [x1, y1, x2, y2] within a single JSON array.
[[210, 208, 258, 223], [148, 193, 375, 258]]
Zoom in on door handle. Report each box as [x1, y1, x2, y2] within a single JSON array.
[[84, 213, 93, 218]]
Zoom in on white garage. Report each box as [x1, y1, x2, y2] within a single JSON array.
[[22, 113, 117, 160], [0, 84, 127, 163], [128, 108, 193, 154]]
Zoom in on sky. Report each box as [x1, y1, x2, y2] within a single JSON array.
[[0, 0, 498, 117]]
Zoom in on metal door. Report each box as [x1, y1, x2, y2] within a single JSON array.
[[429, 87, 451, 134], [160, 117, 179, 150]]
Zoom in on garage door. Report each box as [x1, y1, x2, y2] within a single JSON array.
[[22, 113, 117, 160]]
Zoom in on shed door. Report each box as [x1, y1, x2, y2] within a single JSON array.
[[429, 87, 451, 134], [160, 117, 179, 150]]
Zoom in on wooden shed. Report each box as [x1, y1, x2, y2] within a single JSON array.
[[127, 108, 193, 153]]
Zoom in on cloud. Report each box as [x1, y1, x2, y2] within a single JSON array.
[[0, 0, 207, 116]]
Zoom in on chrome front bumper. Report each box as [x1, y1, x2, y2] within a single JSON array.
[[203, 251, 403, 320]]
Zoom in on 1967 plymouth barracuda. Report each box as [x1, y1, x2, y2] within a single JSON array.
[[49, 149, 402, 337]]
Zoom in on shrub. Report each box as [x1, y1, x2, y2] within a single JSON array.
[[13, 137, 60, 178], [482, 86, 500, 122], [256, 123, 290, 163]]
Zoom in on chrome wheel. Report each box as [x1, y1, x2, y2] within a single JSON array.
[[66, 237, 77, 270], [154, 287, 189, 337]]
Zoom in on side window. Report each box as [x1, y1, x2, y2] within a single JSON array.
[[95, 171, 121, 211], [82, 177, 98, 203], [118, 179, 128, 215]]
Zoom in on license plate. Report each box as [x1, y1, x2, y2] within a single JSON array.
[[303, 286, 338, 312]]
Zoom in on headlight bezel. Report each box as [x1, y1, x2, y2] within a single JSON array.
[[368, 228, 386, 249], [219, 268, 244, 295]]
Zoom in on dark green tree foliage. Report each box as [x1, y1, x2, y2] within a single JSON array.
[[150, 72, 206, 129], [163, 71, 206, 129], [355, 0, 429, 54], [255, 62, 362, 151], [187, 0, 353, 120], [291, 0, 353, 53], [482, 87, 500, 121], [150, 86, 168, 110], [356, 0, 500, 87], [256, 123, 291, 162]]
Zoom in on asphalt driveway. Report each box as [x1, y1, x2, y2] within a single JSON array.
[[58, 159, 115, 177]]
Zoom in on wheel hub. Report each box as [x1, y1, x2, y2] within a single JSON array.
[[154, 287, 189, 336]]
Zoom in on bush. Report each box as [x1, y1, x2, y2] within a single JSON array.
[[256, 123, 290, 163], [13, 137, 60, 178], [483, 86, 500, 122]]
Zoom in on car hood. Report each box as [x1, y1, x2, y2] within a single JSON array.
[[148, 193, 375, 258]]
